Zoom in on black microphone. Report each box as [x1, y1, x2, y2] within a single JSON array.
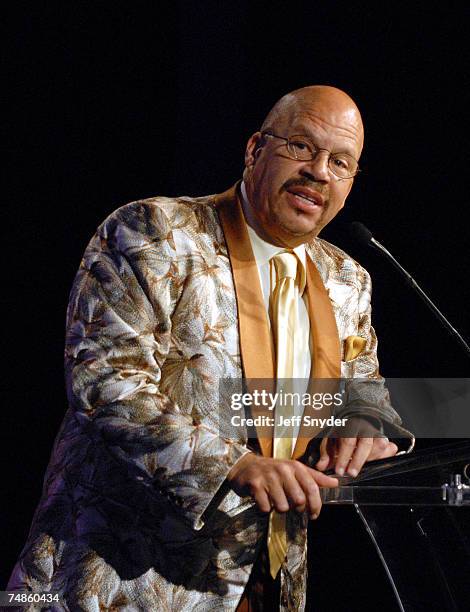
[[350, 221, 373, 246], [350, 222, 470, 358]]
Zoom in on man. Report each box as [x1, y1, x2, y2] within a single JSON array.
[[8, 86, 412, 611]]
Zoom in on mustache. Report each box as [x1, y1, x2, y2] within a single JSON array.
[[282, 177, 328, 196]]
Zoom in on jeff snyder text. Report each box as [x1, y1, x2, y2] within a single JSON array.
[[230, 415, 349, 428]]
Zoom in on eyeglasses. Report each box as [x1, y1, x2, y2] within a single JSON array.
[[262, 131, 360, 179]]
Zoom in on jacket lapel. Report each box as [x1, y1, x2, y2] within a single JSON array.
[[216, 184, 275, 457]]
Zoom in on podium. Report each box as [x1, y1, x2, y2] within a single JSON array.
[[320, 440, 470, 611]]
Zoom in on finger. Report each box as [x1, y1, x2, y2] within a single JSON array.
[[315, 438, 332, 471], [295, 469, 322, 519], [253, 487, 272, 513], [305, 466, 339, 488], [266, 477, 291, 513], [283, 480, 307, 513], [368, 439, 398, 461], [347, 437, 374, 477], [334, 438, 357, 476]]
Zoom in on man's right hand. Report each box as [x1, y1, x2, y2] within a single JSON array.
[[226, 452, 338, 520]]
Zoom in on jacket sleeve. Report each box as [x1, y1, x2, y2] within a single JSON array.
[[65, 200, 251, 530], [339, 265, 415, 450]]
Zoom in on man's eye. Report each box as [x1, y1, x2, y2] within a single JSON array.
[[290, 140, 309, 151], [332, 156, 350, 169]]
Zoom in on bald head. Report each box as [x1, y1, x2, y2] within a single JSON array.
[[261, 85, 364, 155]]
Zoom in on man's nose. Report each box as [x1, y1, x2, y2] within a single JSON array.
[[300, 151, 331, 182]]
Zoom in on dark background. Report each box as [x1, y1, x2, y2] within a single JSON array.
[[3, 1, 469, 607]]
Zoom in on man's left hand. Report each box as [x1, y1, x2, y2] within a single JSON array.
[[315, 416, 398, 477]]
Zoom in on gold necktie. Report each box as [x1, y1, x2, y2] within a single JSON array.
[[267, 251, 299, 579]]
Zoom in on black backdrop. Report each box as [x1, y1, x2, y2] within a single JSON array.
[[3, 1, 469, 604]]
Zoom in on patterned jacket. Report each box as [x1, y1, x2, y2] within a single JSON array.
[[8, 184, 412, 611]]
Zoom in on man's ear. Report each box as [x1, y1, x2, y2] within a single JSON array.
[[244, 132, 263, 168]]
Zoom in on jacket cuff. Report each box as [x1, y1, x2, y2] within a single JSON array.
[[191, 444, 253, 530]]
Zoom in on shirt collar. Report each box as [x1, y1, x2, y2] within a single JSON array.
[[240, 181, 307, 294]]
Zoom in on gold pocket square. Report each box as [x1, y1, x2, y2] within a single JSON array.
[[344, 335, 367, 361]]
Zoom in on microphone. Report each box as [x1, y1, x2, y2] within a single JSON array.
[[350, 222, 470, 358], [350, 221, 373, 246]]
